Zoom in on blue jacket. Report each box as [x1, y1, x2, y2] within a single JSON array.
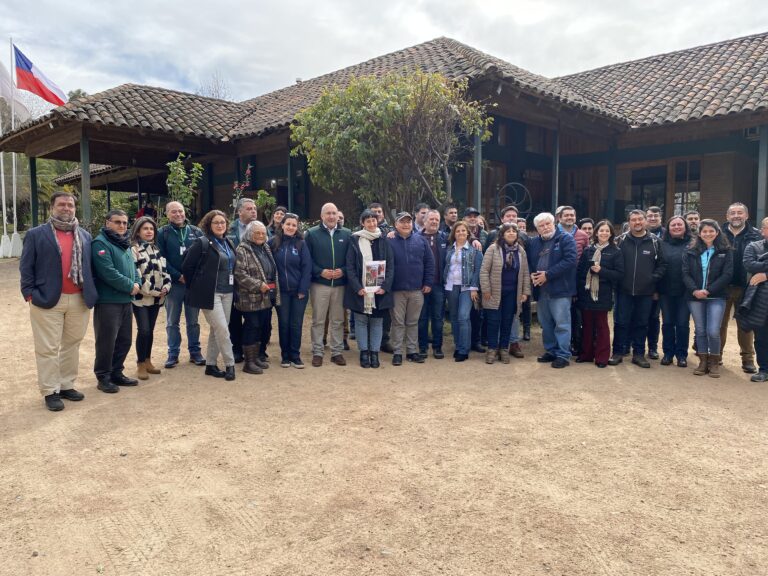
[[156, 221, 204, 283], [20, 224, 98, 308], [526, 228, 578, 299], [268, 235, 312, 296], [387, 232, 435, 291], [443, 243, 482, 289]]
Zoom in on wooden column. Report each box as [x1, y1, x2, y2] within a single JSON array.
[[758, 125, 768, 224], [287, 151, 294, 213], [474, 132, 482, 212], [607, 142, 617, 222], [29, 157, 38, 227], [551, 128, 560, 212], [80, 134, 91, 224]]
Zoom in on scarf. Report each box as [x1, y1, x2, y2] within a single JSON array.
[[585, 242, 609, 302], [503, 242, 519, 269], [101, 226, 131, 250], [49, 215, 83, 286], [353, 227, 381, 314]]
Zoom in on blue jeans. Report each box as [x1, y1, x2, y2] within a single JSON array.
[[486, 290, 518, 349], [354, 312, 384, 352], [660, 294, 690, 359], [688, 298, 726, 355], [613, 293, 653, 356], [447, 286, 473, 355], [165, 282, 201, 357], [276, 292, 309, 361], [536, 293, 572, 360], [418, 284, 445, 351]]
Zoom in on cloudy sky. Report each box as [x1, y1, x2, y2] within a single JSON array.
[[2, 0, 768, 110]]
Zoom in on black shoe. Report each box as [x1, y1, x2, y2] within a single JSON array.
[[574, 357, 591, 363], [380, 342, 394, 354], [743, 363, 758, 374], [44, 393, 64, 411], [97, 378, 119, 394], [631, 355, 651, 368], [677, 358, 688, 368], [454, 353, 469, 362], [523, 327, 531, 341], [111, 373, 138, 386], [596, 363, 607, 368], [349, 333, 356, 340], [407, 353, 425, 363], [537, 353, 556, 363], [233, 352, 244, 364], [648, 350, 660, 360], [660, 355, 673, 366], [433, 347, 444, 359], [471, 343, 486, 353], [360, 351, 371, 368], [205, 365, 226, 378], [750, 371, 768, 382], [369, 352, 380, 368], [225, 366, 236, 381], [290, 358, 305, 369], [343, 339, 350, 351], [59, 389, 84, 401], [392, 354, 403, 366], [551, 357, 570, 369], [280, 358, 291, 368], [607, 354, 624, 366], [164, 356, 179, 369], [189, 352, 206, 366], [419, 348, 427, 356]]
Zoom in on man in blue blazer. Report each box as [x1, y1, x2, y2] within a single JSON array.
[[20, 192, 98, 411]]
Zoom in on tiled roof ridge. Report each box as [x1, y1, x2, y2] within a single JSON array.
[[556, 29, 768, 80]]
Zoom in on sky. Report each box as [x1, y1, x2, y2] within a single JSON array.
[[2, 0, 768, 112]]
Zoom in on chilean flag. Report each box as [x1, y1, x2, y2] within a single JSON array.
[[14, 45, 67, 107]]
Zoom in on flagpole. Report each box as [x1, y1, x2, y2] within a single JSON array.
[[0, 105, 9, 258], [9, 37, 21, 257]]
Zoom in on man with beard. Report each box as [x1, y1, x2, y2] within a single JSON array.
[[20, 192, 98, 411], [720, 202, 762, 373], [684, 210, 700, 235], [92, 209, 141, 393]]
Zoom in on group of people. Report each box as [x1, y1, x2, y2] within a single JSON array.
[[20, 190, 768, 412]]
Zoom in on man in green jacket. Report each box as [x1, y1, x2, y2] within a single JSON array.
[[92, 210, 140, 393]]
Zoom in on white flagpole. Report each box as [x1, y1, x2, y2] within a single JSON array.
[[9, 37, 21, 257], [0, 105, 9, 258]]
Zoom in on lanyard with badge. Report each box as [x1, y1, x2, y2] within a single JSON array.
[[214, 238, 235, 285], [175, 226, 189, 255]]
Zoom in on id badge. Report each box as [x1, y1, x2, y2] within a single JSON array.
[[229, 274, 234, 285], [179, 246, 186, 255]]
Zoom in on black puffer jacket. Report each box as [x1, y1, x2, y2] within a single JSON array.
[[181, 235, 236, 310], [657, 235, 691, 296], [723, 223, 761, 288], [681, 246, 733, 300], [615, 232, 666, 296], [576, 244, 624, 311]]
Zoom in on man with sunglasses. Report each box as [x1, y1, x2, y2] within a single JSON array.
[[92, 210, 141, 393]]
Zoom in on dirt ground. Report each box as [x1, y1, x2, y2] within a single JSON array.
[[1, 257, 767, 576]]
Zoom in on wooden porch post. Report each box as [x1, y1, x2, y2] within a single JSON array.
[[29, 157, 38, 227], [474, 132, 482, 212], [287, 151, 294, 213], [607, 142, 617, 222], [758, 125, 768, 224], [551, 128, 560, 211], [80, 134, 91, 224]]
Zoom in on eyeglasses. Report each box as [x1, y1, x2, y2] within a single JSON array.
[[211, 220, 227, 226], [284, 213, 298, 219], [109, 220, 128, 226]]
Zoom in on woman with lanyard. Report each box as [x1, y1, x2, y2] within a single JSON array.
[[181, 210, 238, 381], [575, 220, 624, 367], [344, 209, 394, 368], [234, 221, 280, 375], [682, 219, 733, 377], [444, 221, 483, 362], [480, 222, 531, 364]]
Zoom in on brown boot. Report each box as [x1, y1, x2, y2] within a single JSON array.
[[253, 343, 269, 369], [708, 355, 721, 378], [498, 348, 511, 364], [509, 342, 524, 358], [485, 349, 496, 364], [145, 358, 161, 374], [242, 345, 263, 375], [137, 361, 149, 380], [693, 353, 709, 376]]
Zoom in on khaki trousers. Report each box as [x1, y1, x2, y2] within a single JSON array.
[[310, 283, 345, 357], [29, 293, 90, 396], [719, 285, 755, 364], [391, 290, 424, 355]]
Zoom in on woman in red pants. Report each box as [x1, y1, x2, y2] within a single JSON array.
[[576, 221, 624, 367]]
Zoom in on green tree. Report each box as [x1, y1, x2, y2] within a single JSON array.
[[166, 153, 203, 210], [291, 71, 492, 216]]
